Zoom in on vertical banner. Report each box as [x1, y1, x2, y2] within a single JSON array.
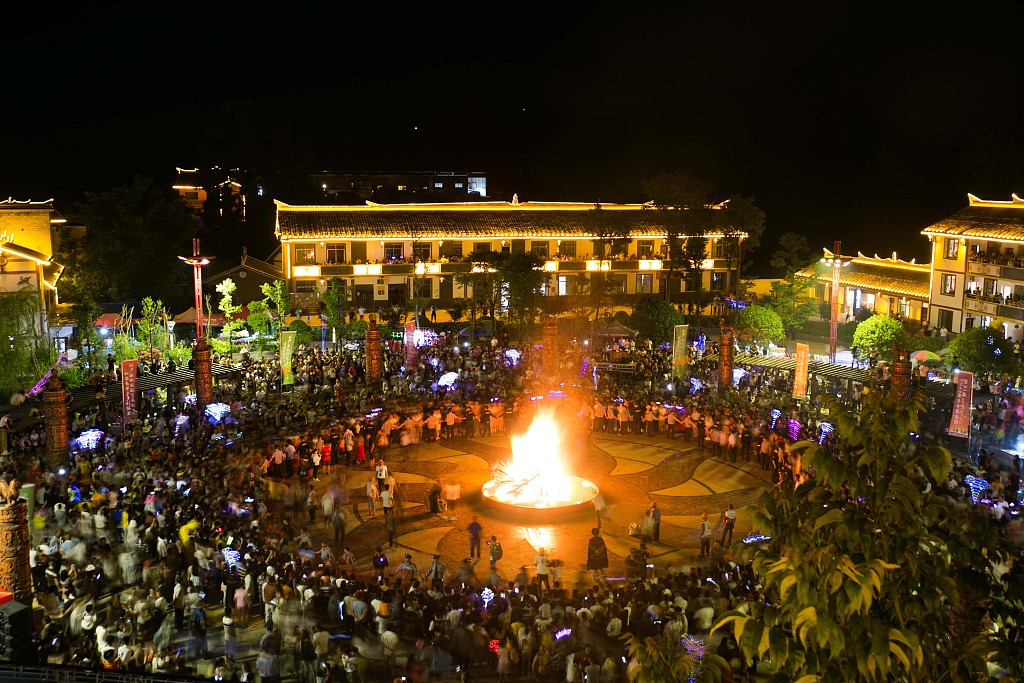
[[280, 330, 297, 386], [672, 324, 690, 378], [121, 359, 138, 426], [793, 343, 810, 397], [948, 371, 974, 437], [719, 324, 735, 387]]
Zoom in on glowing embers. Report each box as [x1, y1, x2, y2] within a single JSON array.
[[74, 429, 105, 450], [481, 413, 598, 510]]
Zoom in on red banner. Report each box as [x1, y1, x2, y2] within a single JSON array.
[[793, 343, 810, 397], [948, 371, 974, 438], [719, 325, 735, 386], [121, 359, 138, 427]]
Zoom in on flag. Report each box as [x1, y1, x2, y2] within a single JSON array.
[[281, 330, 297, 386], [793, 343, 810, 397], [672, 324, 689, 377], [948, 371, 974, 437]]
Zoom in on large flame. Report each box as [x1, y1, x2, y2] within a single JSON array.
[[483, 413, 598, 509]]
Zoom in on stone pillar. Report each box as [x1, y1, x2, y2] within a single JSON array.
[[719, 323, 736, 388], [194, 339, 213, 409], [891, 343, 912, 400], [543, 317, 559, 379], [42, 373, 68, 472], [366, 316, 383, 383], [0, 496, 32, 606]]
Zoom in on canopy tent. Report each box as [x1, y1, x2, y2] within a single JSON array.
[[593, 318, 639, 338], [93, 313, 128, 329], [172, 307, 227, 327]]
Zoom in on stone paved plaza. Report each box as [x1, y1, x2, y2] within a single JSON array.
[[316, 430, 771, 582]]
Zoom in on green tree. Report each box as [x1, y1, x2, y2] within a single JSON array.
[[851, 315, 909, 362], [736, 304, 784, 345], [288, 319, 315, 346], [946, 326, 1016, 376], [455, 253, 502, 344], [320, 277, 350, 345], [0, 288, 48, 397], [497, 251, 546, 338], [135, 296, 169, 358], [642, 173, 718, 303], [767, 232, 818, 337], [714, 389, 1024, 682], [245, 298, 271, 342], [260, 280, 292, 336], [62, 177, 196, 307], [630, 295, 685, 344], [627, 632, 728, 683], [216, 278, 245, 358]]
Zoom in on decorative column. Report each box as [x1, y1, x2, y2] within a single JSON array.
[[719, 322, 736, 388], [0, 481, 32, 606], [404, 320, 419, 372], [366, 315, 383, 383], [891, 343, 912, 400], [543, 317, 559, 379], [179, 238, 215, 410], [42, 372, 68, 472], [194, 340, 213, 409]]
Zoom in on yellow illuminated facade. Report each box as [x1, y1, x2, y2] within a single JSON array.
[[923, 193, 1024, 340], [796, 250, 931, 325], [0, 199, 69, 336], [274, 199, 744, 311]]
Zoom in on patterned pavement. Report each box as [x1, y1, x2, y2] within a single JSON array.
[[326, 430, 771, 581]]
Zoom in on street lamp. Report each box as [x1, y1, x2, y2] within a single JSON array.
[[821, 240, 850, 364]]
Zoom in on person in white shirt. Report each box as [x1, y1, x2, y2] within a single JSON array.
[[534, 548, 550, 592]]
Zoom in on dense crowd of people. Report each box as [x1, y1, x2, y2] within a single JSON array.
[[0, 323, 1020, 682]]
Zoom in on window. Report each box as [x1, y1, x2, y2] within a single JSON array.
[[183, 191, 199, 201], [557, 275, 568, 296], [710, 272, 726, 291], [899, 298, 911, 318], [294, 246, 317, 265], [711, 239, 726, 259], [637, 240, 655, 258], [531, 241, 549, 257], [295, 280, 317, 293], [815, 284, 826, 300], [414, 280, 432, 299], [397, 185, 407, 191], [944, 238, 959, 260], [941, 274, 957, 296], [636, 274, 653, 294], [474, 242, 492, 253], [384, 242, 404, 261], [454, 182, 464, 189], [326, 243, 347, 264], [434, 182, 443, 189], [560, 240, 577, 257], [412, 243, 432, 261], [609, 275, 627, 294], [453, 242, 464, 258]]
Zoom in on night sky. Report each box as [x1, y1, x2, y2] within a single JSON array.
[[3, 1, 1023, 271]]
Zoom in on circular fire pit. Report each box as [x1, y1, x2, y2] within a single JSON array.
[[480, 412, 600, 520], [482, 475, 599, 510]]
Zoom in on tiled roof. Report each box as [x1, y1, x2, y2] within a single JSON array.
[[275, 200, 741, 240], [797, 253, 931, 299], [921, 194, 1024, 241]]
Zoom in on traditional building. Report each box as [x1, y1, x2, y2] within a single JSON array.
[[922, 194, 1024, 340], [274, 199, 742, 313], [202, 246, 282, 305], [310, 171, 488, 204], [172, 167, 246, 221], [0, 199, 69, 336], [797, 249, 930, 325]]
